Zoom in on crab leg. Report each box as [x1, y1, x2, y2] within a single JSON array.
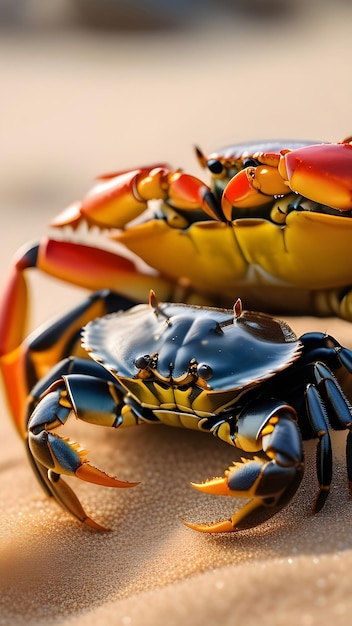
[[0, 160, 222, 356], [296, 338, 352, 505], [0, 239, 172, 422], [27, 370, 141, 529], [183, 400, 304, 533], [0, 287, 135, 435], [0, 238, 171, 356]]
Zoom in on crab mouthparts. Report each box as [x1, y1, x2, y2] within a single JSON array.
[[135, 355, 212, 389]]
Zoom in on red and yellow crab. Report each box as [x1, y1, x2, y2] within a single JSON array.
[[2, 138, 352, 440]]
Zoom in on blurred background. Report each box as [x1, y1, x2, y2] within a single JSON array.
[[2, 2, 352, 623], [1, 0, 352, 321], [1, 0, 352, 231], [1, 0, 352, 215]]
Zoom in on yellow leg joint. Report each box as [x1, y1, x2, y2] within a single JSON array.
[[120, 404, 140, 428], [215, 421, 233, 446]]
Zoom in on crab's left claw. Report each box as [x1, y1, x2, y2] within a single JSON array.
[[221, 140, 352, 219], [278, 142, 352, 211], [182, 408, 304, 533]]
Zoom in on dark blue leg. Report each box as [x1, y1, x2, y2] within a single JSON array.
[[25, 289, 136, 391], [305, 382, 333, 512], [306, 361, 352, 503]]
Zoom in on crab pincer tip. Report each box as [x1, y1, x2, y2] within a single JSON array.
[[181, 517, 235, 534], [50, 201, 83, 227], [220, 196, 235, 223], [190, 477, 230, 496], [76, 462, 140, 489], [83, 516, 112, 532]]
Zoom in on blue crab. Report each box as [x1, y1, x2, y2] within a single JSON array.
[[25, 292, 352, 532]]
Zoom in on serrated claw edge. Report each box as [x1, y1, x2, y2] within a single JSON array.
[[190, 476, 229, 496], [75, 462, 140, 488]]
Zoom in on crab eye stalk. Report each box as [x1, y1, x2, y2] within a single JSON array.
[[149, 289, 169, 321], [233, 298, 243, 318], [194, 145, 207, 168], [197, 363, 213, 381], [242, 157, 259, 168], [149, 289, 160, 315], [207, 159, 224, 175], [134, 354, 151, 370]]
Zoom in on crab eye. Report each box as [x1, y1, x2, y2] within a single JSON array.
[[197, 363, 213, 381], [207, 159, 224, 175], [243, 157, 259, 168], [134, 354, 151, 369]]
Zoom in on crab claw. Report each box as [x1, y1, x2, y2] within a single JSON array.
[[181, 476, 235, 533], [75, 461, 139, 488], [278, 142, 352, 211], [31, 452, 138, 531], [183, 437, 304, 533], [31, 443, 139, 531], [222, 165, 289, 218], [190, 476, 230, 496], [51, 164, 221, 231], [52, 167, 169, 230], [27, 379, 140, 528], [182, 495, 279, 533], [182, 518, 235, 533], [46, 469, 113, 531], [184, 475, 286, 533]]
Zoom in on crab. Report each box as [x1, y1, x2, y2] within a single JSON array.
[[24, 291, 352, 532], [2, 138, 352, 436]]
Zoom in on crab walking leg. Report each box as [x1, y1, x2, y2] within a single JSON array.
[[0, 287, 136, 435], [298, 332, 352, 498], [27, 371, 141, 529], [0, 239, 164, 428], [184, 400, 304, 533], [0, 239, 172, 358], [304, 362, 352, 509]]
